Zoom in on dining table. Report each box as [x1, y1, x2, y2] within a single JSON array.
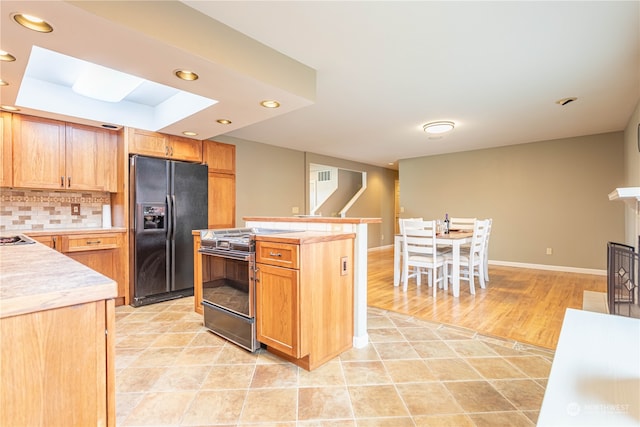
[[393, 230, 473, 297]]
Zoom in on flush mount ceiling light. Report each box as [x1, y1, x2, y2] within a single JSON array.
[[72, 63, 145, 102], [555, 97, 577, 106], [182, 131, 198, 136], [423, 121, 455, 134], [216, 119, 232, 125], [12, 13, 53, 33], [0, 105, 20, 112], [0, 51, 16, 62], [0, 80, 8, 86], [260, 100, 280, 108], [175, 69, 199, 81]]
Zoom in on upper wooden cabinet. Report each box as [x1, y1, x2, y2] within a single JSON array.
[[128, 128, 202, 162], [203, 140, 235, 174], [11, 115, 117, 192], [0, 112, 12, 187], [65, 123, 118, 192]]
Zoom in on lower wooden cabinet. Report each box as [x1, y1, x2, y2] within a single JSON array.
[[0, 299, 115, 427], [255, 236, 354, 370], [29, 232, 127, 305]]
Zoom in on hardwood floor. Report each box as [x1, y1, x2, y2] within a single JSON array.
[[367, 246, 607, 350]]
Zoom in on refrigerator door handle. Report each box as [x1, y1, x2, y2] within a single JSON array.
[[166, 194, 173, 240], [171, 195, 177, 241]]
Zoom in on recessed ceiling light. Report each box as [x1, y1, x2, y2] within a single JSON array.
[[182, 131, 198, 137], [216, 119, 232, 125], [175, 70, 199, 81], [12, 13, 53, 33], [260, 100, 280, 108], [1, 105, 20, 112], [0, 51, 16, 62], [423, 121, 455, 134], [0, 80, 8, 86]]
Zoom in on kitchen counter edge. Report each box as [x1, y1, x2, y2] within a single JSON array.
[[243, 216, 381, 224], [0, 241, 117, 319]]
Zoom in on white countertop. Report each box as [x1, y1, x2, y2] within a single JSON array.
[[537, 308, 640, 426]]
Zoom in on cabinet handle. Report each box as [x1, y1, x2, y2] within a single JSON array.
[[52, 236, 57, 250], [170, 146, 174, 156], [86, 240, 102, 245], [269, 251, 282, 257], [68, 177, 71, 187], [60, 176, 64, 187], [165, 146, 169, 156]]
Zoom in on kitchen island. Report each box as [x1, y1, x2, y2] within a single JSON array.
[[244, 216, 381, 348], [193, 228, 356, 370], [0, 238, 117, 426]]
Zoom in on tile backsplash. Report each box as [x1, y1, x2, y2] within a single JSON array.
[[0, 188, 111, 231]]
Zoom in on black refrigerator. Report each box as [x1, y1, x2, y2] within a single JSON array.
[[130, 155, 208, 307]]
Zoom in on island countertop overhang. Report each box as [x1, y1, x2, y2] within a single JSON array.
[[0, 242, 117, 319], [243, 216, 381, 224]]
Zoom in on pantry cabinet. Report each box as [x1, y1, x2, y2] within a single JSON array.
[[11, 115, 117, 191], [255, 234, 354, 370], [1, 112, 12, 187], [128, 128, 202, 162], [203, 141, 236, 229]]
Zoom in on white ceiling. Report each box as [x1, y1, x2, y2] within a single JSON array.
[[2, 1, 639, 169]]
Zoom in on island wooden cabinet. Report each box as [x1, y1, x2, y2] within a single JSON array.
[[203, 141, 235, 229], [0, 298, 115, 427], [11, 114, 117, 191], [255, 235, 354, 370], [128, 128, 202, 162], [29, 232, 127, 305], [0, 112, 12, 187]]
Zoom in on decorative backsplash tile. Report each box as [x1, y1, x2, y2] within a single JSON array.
[[0, 189, 111, 231]]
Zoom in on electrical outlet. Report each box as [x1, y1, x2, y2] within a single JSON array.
[[341, 256, 348, 275], [71, 203, 81, 216], [400, 207, 405, 213], [292, 206, 299, 214], [546, 247, 553, 255]]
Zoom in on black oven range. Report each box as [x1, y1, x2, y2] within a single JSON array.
[[198, 228, 298, 352]]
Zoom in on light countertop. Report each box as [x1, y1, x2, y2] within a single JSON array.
[[537, 308, 640, 426], [243, 216, 381, 224], [19, 227, 126, 236], [253, 230, 356, 245], [0, 241, 117, 319]]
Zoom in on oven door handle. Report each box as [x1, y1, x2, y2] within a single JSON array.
[[198, 249, 252, 262]]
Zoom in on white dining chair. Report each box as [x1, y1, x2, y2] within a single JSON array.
[[401, 219, 447, 295], [444, 219, 489, 295], [398, 217, 423, 283], [449, 217, 477, 231], [483, 218, 493, 282]]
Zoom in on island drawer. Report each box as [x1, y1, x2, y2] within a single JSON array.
[[61, 234, 120, 252], [256, 241, 299, 269]]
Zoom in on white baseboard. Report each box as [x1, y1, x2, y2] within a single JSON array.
[[486, 260, 606, 276], [368, 246, 606, 276]]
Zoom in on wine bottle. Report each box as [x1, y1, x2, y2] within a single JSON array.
[[444, 213, 450, 234]]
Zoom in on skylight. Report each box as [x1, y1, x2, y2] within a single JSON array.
[[16, 46, 218, 130]]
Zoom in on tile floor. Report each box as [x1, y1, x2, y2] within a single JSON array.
[[115, 297, 554, 426]]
